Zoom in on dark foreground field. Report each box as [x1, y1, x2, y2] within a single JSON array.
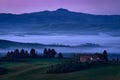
[[0, 59, 120, 80]]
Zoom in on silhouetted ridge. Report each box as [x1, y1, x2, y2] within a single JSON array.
[[55, 8, 69, 12], [0, 8, 120, 35]]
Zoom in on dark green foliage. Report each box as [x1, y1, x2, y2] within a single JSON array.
[[20, 49, 30, 58], [30, 48, 36, 58], [14, 49, 20, 58], [112, 58, 116, 62], [47, 61, 91, 73], [58, 53, 63, 58], [2, 48, 60, 62], [117, 56, 119, 64], [95, 53, 103, 60], [3, 48, 59, 61], [5, 48, 41, 60], [51, 49, 57, 58], [103, 50, 108, 62], [43, 48, 48, 57], [112, 57, 119, 64], [24, 50, 29, 58], [43, 48, 57, 58], [7, 51, 11, 58], [20, 49, 25, 58]]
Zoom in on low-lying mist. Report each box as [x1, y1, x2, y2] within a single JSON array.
[[0, 33, 120, 54]]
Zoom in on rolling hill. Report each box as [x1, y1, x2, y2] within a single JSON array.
[[0, 8, 120, 35], [0, 39, 103, 49], [0, 39, 71, 49]]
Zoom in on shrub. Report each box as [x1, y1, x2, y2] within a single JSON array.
[[46, 61, 91, 73]]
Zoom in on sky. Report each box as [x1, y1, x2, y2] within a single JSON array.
[[0, 0, 120, 15]]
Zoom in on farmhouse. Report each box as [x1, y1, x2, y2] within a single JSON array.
[[73, 54, 100, 62]]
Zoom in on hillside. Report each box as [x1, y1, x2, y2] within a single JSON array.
[[0, 8, 120, 35], [0, 39, 72, 49], [0, 39, 103, 49], [0, 59, 120, 80]]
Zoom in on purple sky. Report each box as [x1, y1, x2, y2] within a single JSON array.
[[0, 0, 120, 15]]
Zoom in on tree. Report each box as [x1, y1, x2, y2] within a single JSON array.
[[51, 49, 57, 58], [103, 50, 108, 62], [30, 48, 36, 58], [43, 48, 48, 58], [58, 52, 63, 58], [7, 51, 11, 57], [20, 49, 25, 58], [117, 56, 119, 64], [7, 51, 12, 59], [14, 49, 20, 58], [10, 51, 14, 59], [24, 50, 29, 58], [48, 48, 52, 57], [43, 48, 57, 58]]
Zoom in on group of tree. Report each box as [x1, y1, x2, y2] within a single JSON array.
[[4, 48, 63, 60], [95, 50, 108, 62], [43, 48, 63, 58], [6, 48, 40, 59], [43, 48, 57, 58]]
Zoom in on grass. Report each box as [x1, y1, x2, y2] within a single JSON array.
[[0, 58, 120, 80]]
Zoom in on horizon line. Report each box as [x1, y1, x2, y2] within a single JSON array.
[[0, 8, 120, 16]]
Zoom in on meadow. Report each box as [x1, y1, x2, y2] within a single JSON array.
[[0, 58, 120, 80]]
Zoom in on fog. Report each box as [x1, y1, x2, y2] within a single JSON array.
[[0, 34, 120, 45], [0, 33, 120, 53]]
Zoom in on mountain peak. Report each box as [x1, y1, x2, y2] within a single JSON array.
[[55, 8, 69, 12]]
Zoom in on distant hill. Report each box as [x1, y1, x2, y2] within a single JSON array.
[[0, 39, 44, 48], [0, 8, 120, 35], [75, 43, 103, 48], [0, 39, 104, 49], [0, 39, 70, 49]]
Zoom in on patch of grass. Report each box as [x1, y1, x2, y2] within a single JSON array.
[[0, 59, 120, 80]]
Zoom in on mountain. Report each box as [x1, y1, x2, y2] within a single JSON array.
[[0, 8, 120, 35]]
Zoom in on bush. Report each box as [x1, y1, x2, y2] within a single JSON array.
[[46, 61, 91, 73]]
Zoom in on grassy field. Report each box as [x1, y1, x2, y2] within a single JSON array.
[[0, 58, 120, 80]]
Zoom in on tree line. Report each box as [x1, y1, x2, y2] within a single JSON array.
[[5, 48, 63, 60]]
